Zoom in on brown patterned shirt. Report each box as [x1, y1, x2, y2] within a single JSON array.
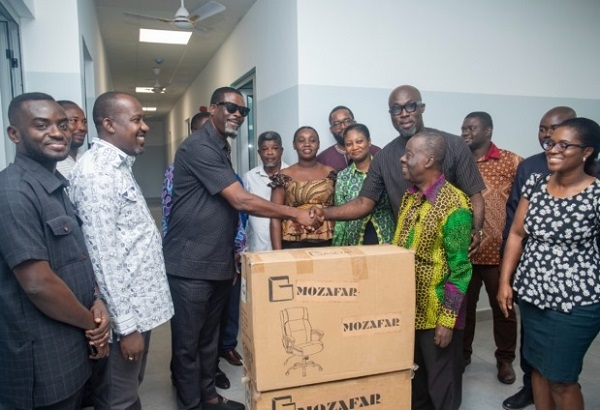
[[472, 143, 522, 265]]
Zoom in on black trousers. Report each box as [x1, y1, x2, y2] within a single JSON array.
[[168, 275, 231, 410], [412, 329, 464, 410]]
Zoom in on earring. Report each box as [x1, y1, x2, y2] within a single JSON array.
[[583, 157, 587, 162]]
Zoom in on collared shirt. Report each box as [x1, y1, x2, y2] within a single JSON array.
[[242, 162, 289, 251], [393, 174, 473, 330], [317, 143, 381, 172], [0, 153, 95, 408], [69, 138, 173, 335], [473, 143, 522, 265], [163, 122, 240, 280], [360, 127, 485, 218], [332, 162, 394, 246]]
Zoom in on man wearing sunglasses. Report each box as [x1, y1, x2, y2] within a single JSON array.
[[323, 85, 485, 257], [317, 105, 381, 171], [164, 86, 320, 410]]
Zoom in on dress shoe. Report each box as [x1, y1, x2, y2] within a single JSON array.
[[203, 395, 245, 410], [497, 361, 516, 385], [221, 349, 243, 366], [215, 367, 230, 390], [502, 386, 534, 409]]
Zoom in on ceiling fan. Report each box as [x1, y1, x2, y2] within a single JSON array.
[[124, 0, 226, 32], [150, 67, 166, 93]]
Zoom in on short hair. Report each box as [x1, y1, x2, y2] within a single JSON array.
[[328, 105, 355, 124], [342, 123, 370, 141], [210, 87, 242, 105], [190, 112, 210, 130], [544, 106, 576, 120], [92, 91, 133, 129], [557, 117, 600, 176], [8, 92, 55, 125], [258, 131, 282, 147], [413, 130, 447, 169], [465, 111, 493, 129], [56, 100, 80, 110], [293, 126, 319, 143]]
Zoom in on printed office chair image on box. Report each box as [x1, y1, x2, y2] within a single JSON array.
[[280, 307, 324, 376]]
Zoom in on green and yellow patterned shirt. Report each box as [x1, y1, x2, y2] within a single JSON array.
[[332, 162, 395, 246], [393, 174, 472, 330]]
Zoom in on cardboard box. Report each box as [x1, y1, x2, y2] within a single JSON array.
[[245, 370, 412, 410], [241, 245, 415, 392]]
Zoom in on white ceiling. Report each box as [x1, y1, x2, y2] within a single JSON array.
[[94, 0, 256, 117]]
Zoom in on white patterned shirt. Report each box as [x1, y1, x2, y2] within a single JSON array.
[[242, 162, 288, 251], [69, 138, 173, 335]]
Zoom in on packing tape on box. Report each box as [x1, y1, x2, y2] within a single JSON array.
[[343, 246, 369, 280], [292, 251, 314, 275]]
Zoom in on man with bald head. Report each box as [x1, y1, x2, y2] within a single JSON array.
[[394, 130, 473, 410], [500, 106, 576, 410], [323, 85, 485, 253]]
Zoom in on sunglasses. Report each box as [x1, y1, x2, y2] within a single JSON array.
[[216, 102, 250, 117]]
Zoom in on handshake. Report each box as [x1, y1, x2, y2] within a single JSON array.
[[297, 206, 325, 232]]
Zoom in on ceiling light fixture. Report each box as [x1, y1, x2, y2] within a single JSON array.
[[143, 107, 157, 112], [139, 28, 192, 45], [136, 87, 154, 93]]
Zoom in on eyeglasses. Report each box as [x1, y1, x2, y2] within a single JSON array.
[[388, 101, 423, 116], [216, 102, 250, 117], [541, 139, 588, 153], [331, 118, 355, 128]]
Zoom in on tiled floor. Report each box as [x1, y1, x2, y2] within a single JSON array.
[[137, 316, 600, 409]]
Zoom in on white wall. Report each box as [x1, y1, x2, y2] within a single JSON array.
[[165, 0, 299, 162], [294, 0, 600, 160], [12, 0, 111, 106], [0, 0, 112, 170], [169, 0, 600, 165]]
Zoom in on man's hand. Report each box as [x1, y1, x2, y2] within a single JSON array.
[[297, 208, 322, 231], [468, 230, 482, 259], [309, 206, 325, 224], [120, 331, 144, 362], [85, 299, 111, 359], [497, 282, 514, 319], [433, 324, 453, 348]]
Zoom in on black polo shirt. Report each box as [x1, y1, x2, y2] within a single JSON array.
[[0, 153, 95, 408], [360, 127, 485, 217], [164, 121, 239, 280]]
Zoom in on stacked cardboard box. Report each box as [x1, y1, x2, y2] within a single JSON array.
[[240, 245, 415, 410]]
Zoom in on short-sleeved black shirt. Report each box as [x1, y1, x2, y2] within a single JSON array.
[[163, 122, 239, 280], [360, 128, 485, 217], [0, 153, 95, 408]]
